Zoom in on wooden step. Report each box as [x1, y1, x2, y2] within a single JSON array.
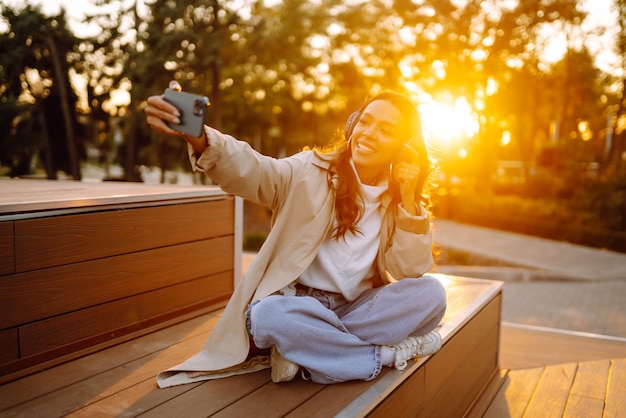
[[0, 179, 240, 383], [0, 275, 502, 417]]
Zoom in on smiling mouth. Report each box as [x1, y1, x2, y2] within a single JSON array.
[[356, 142, 376, 153]]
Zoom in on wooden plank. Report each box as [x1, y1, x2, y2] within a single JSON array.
[[136, 372, 270, 418], [0, 328, 19, 364], [524, 362, 578, 417], [605, 358, 626, 417], [0, 311, 221, 409], [69, 378, 204, 418], [564, 359, 610, 417], [464, 369, 508, 418], [285, 379, 378, 417], [210, 379, 325, 418], [368, 368, 426, 417], [19, 272, 232, 357], [0, 221, 14, 275], [0, 331, 212, 417], [483, 367, 543, 418], [419, 323, 500, 417], [0, 179, 227, 215], [15, 199, 233, 272], [0, 236, 233, 329], [425, 294, 501, 400]]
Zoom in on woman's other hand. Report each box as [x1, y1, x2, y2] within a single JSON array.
[[393, 144, 422, 215]]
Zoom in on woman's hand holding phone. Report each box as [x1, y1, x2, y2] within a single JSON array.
[[145, 81, 210, 153]]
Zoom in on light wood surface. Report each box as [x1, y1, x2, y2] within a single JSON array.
[[484, 358, 626, 418], [0, 178, 225, 216]]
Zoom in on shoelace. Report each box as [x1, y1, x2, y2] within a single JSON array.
[[393, 338, 420, 370]]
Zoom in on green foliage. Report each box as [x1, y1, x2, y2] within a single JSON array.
[[0, 4, 82, 178]]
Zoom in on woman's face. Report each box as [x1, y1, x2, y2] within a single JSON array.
[[349, 100, 406, 183]]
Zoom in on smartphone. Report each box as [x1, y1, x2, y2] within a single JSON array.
[[163, 88, 210, 137]]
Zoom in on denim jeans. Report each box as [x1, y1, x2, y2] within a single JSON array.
[[247, 276, 447, 384]]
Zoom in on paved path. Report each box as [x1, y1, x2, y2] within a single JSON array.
[[432, 220, 626, 339], [432, 220, 626, 280]]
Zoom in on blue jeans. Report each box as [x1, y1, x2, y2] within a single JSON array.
[[247, 276, 447, 384]]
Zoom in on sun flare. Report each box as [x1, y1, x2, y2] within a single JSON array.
[[418, 96, 479, 149]]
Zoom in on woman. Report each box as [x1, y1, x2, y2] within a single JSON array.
[[145, 85, 447, 387]]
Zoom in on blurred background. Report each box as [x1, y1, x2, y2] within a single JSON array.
[[1, 0, 625, 252]]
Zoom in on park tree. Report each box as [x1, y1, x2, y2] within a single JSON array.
[[0, 4, 83, 179], [606, 0, 626, 177], [85, 0, 246, 182]]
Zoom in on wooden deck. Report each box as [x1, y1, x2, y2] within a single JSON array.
[[0, 275, 503, 417], [484, 358, 626, 417]]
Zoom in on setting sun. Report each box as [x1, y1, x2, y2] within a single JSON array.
[[418, 96, 479, 149]]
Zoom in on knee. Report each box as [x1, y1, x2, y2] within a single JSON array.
[[402, 276, 447, 313], [421, 275, 447, 308], [250, 295, 288, 328]]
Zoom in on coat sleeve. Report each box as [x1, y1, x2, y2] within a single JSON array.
[[187, 126, 303, 211], [384, 204, 434, 280]]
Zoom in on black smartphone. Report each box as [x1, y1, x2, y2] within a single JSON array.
[[163, 88, 210, 137]]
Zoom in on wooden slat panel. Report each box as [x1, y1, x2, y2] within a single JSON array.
[[369, 368, 426, 417], [19, 272, 232, 357], [0, 221, 14, 275], [419, 325, 499, 417], [0, 311, 220, 408], [483, 368, 543, 418], [0, 236, 233, 329], [605, 358, 626, 418], [564, 359, 610, 417], [426, 294, 501, 400], [0, 328, 19, 364], [15, 199, 233, 272], [0, 332, 212, 417], [524, 362, 578, 417], [211, 379, 324, 418], [286, 379, 377, 417], [135, 372, 270, 418]]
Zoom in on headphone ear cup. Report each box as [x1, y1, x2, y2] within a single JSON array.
[[344, 111, 361, 141]]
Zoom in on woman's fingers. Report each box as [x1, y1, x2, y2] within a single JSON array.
[[145, 95, 184, 136]]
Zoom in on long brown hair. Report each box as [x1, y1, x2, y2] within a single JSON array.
[[318, 92, 432, 240]]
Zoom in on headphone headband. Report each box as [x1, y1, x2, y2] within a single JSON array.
[[344, 111, 361, 140]]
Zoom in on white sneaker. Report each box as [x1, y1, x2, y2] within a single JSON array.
[[390, 330, 442, 371], [270, 346, 299, 383]]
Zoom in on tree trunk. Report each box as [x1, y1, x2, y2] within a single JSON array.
[[46, 36, 81, 180], [38, 106, 57, 179]]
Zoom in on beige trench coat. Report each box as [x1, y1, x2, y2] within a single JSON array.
[[157, 127, 434, 388]]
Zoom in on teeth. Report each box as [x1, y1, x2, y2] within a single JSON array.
[[357, 142, 376, 153]]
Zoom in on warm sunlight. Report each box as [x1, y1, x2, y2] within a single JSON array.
[[418, 95, 479, 150]]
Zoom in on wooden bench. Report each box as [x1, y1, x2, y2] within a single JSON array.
[[0, 273, 504, 417], [0, 179, 242, 384], [0, 179, 505, 416]]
